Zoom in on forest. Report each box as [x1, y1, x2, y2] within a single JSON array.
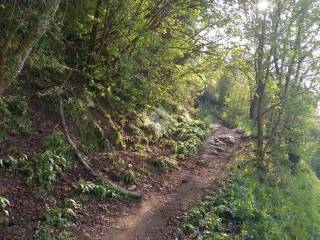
[[0, 0, 320, 239]]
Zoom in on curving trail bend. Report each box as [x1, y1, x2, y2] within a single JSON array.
[[90, 120, 242, 240]]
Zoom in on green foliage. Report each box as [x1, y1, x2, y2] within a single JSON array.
[[222, 78, 253, 133], [64, 98, 88, 121], [165, 115, 212, 156], [33, 198, 78, 240], [0, 131, 74, 188], [0, 154, 32, 175], [153, 156, 178, 172], [216, 75, 232, 107], [0, 196, 10, 217], [121, 170, 136, 184], [0, 96, 31, 142], [0, 196, 9, 209], [33, 225, 52, 240], [43, 207, 70, 227], [43, 131, 75, 161], [36, 87, 60, 109], [144, 107, 212, 157], [33, 131, 74, 188], [75, 180, 126, 200], [33, 151, 68, 188], [181, 156, 320, 240]]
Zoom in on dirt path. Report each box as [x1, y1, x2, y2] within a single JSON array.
[[95, 121, 242, 240]]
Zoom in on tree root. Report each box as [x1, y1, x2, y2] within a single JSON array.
[[58, 96, 142, 199], [95, 102, 125, 150]]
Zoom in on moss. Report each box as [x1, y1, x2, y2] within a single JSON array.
[[78, 119, 106, 149], [95, 104, 125, 150]]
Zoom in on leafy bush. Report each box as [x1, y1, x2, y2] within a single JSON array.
[[34, 151, 68, 188], [0, 131, 74, 188], [75, 180, 126, 200], [0, 131, 75, 187], [165, 116, 212, 156], [34, 198, 78, 240], [144, 107, 212, 149], [222, 79, 253, 134], [181, 156, 320, 240], [121, 170, 136, 184], [43, 207, 70, 227], [33, 131, 74, 188], [0, 96, 31, 142], [0, 154, 32, 174], [153, 156, 178, 172], [36, 87, 60, 109], [0, 196, 10, 217]]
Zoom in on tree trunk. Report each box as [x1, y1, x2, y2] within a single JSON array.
[[88, 0, 103, 64], [0, 77, 9, 95], [254, 13, 267, 161], [0, 0, 61, 95], [249, 94, 257, 120], [256, 85, 265, 160]]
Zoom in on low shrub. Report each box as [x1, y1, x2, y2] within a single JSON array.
[[153, 156, 178, 172], [180, 156, 320, 240], [0, 96, 31, 142], [0, 196, 10, 217], [143, 107, 212, 157], [121, 169, 136, 184], [33, 131, 75, 188], [0, 154, 32, 174], [33, 198, 78, 240], [164, 115, 212, 157], [75, 180, 127, 200]]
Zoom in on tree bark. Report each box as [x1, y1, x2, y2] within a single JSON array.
[[254, 13, 267, 161], [0, 78, 9, 95], [0, 0, 61, 95]]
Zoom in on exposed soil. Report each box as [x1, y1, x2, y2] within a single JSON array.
[[0, 107, 242, 240], [80, 120, 242, 240]]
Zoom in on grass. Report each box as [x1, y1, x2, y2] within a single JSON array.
[[180, 154, 320, 240]]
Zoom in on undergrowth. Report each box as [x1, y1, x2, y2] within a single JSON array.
[[0, 131, 74, 188], [153, 155, 178, 172], [0, 96, 31, 142], [121, 169, 136, 184], [180, 154, 320, 240], [165, 116, 212, 157], [33, 198, 79, 240], [75, 180, 129, 201], [33, 131, 75, 188], [0, 196, 10, 217], [144, 107, 212, 158]]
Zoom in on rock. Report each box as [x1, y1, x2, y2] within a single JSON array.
[[181, 179, 188, 184], [218, 135, 235, 144], [206, 149, 219, 155], [215, 146, 225, 152], [209, 138, 225, 147]]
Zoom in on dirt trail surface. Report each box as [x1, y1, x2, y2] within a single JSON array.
[[89, 120, 242, 240]]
